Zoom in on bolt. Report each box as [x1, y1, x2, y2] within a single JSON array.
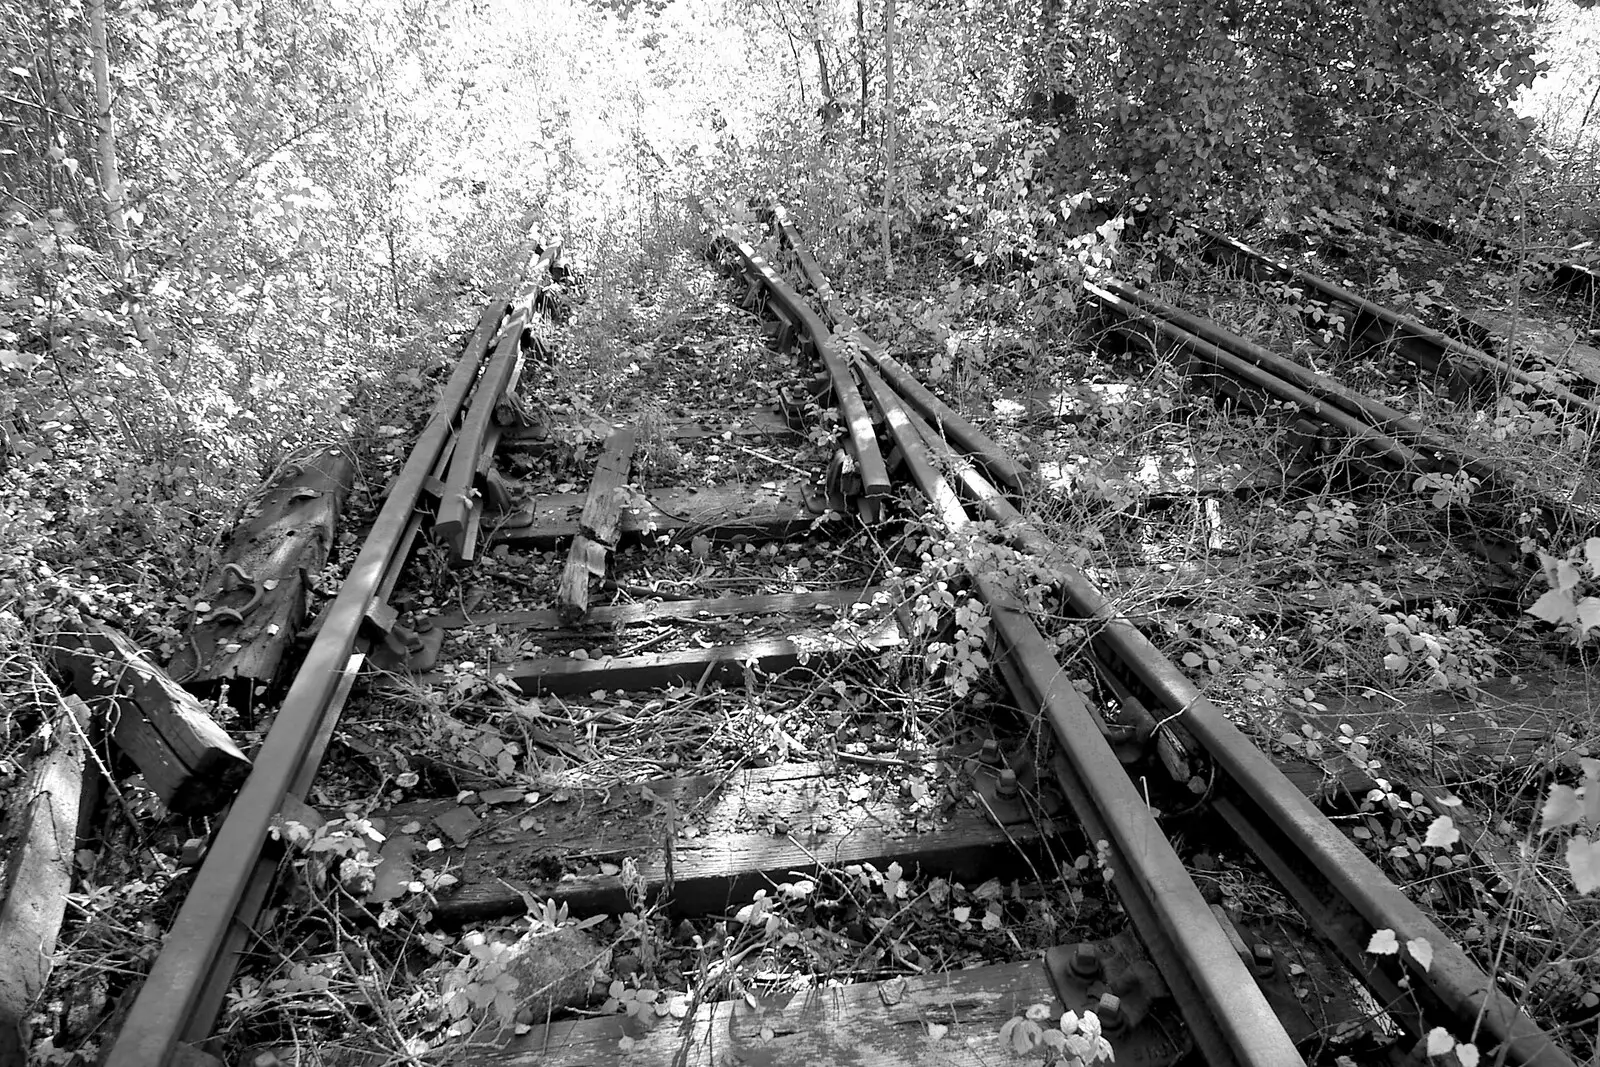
[[414, 617, 434, 633], [1069, 942, 1101, 979], [1096, 992, 1126, 1031], [1251, 942, 1276, 976], [979, 738, 1002, 765], [996, 768, 1020, 798]]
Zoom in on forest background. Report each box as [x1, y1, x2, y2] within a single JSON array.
[[2, 0, 1600, 1056], [2, 0, 1599, 641]]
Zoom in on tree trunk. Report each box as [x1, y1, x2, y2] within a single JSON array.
[[86, 0, 168, 384], [857, 0, 868, 138], [87, 0, 131, 274], [881, 0, 895, 280]]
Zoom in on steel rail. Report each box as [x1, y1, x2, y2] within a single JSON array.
[[1100, 278, 1491, 471], [768, 203, 849, 325], [1099, 278, 1595, 542], [764, 207, 1572, 1065], [1201, 227, 1600, 422], [433, 246, 559, 563], [105, 278, 523, 1065], [720, 225, 891, 499], [1084, 281, 1429, 473], [919, 413, 1575, 1067], [182, 652, 365, 1044], [859, 360, 1305, 1067], [1383, 203, 1599, 293], [766, 203, 1032, 492]]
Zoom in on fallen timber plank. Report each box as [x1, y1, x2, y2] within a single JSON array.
[[369, 729, 1364, 924], [903, 396, 1575, 1066], [767, 203, 1031, 493], [0, 695, 88, 1062], [488, 960, 1052, 1067], [721, 225, 891, 498], [168, 446, 356, 709], [49, 616, 251, 815], [556, 427, 637, 621], [430, 587, 889, 631], [496, 481, 838, 549], [406, 617, 902, 696], [371, 758, 1060, 922], [867, 364, 1300, 1065]]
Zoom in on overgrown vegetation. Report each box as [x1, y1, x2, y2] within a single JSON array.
[[4, 0, 1600, 1060]]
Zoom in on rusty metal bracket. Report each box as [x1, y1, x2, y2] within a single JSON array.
[[362, 603, 444, 673], [1044, 930, 1192, 1066], [960, 738, 1065, 827]]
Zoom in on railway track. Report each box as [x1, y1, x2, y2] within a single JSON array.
[[101, 207, 1588, 1067]]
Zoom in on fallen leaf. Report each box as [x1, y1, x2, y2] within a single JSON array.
[[1366, 928, 1399, 955]]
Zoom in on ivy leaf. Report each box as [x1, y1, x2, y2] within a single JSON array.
[[1422, 816, 1459, 849], [1528, 589, 1578, 626], [1566, 835, 1600, 894], [1366, 928, 1399, 955], [1406, 937, 1434, 971], [1425, 1028, 1456, 1056], [1457, 1043, 1481, 1067], [1584, 538, 1600, 578], [999, 1017, 1040, 1053], [1542, 785, 1583, 831]]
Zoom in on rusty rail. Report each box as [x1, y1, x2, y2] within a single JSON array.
[[104, 259, 535, 1065], [772, 206, 1577, 1067], [720, 224, 891, 502], [1202, 227, 1600, 422]]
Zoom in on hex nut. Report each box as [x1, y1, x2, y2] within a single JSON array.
[[1069, 942, 1101, 978], [979, 738, 1002, 765], [1251, 941, 1276, 975], [996, 768, 1020, 798], [1096, 991, 1126, 1030]]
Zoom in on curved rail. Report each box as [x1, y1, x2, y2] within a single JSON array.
[[1201, 227, 1600, 422], [1087, 277, 1595, 545], [718, 225, 891, 500], [861, 360, 1305, 1067], [771, 206, 1576, 1067], [105, 249, 544, 1065], [768, 207, 1032, 492]]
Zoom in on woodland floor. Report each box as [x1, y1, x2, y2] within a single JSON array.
[[25, 215, 1600, 1065]]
